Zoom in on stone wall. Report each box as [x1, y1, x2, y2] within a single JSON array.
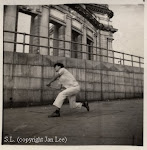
[[3, 51, 143, 107]]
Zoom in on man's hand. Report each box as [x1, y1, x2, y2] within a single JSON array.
[[46, 74, 61, 88], [46, 83, 51, 87], [60, 85, 66, 91]]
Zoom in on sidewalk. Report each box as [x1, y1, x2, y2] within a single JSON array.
[[2, 99, 143, 145]]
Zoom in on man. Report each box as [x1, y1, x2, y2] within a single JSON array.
[[46, 63, 89, 117]]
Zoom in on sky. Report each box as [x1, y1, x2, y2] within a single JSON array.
[[109, 4, 144, 58]]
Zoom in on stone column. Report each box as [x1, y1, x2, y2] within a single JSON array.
[[39, 6, 49, 55], [65, 14, 72, 57], [107, 38, 114, 63], [77, 34, 82, 59], [4, 6, 18, 52], [30, 6, 49, 55], [93, 33, 97, 61], [82, 25, 87, 59], [96, 30, 101, 61], [29, 15, 40, 54], [58, 25, 65, 57], [100, 31, 108, 62], [49, 32, 54, 56], [108, 38, 113, 50]]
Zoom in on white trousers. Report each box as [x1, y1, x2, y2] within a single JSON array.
[[53, 86, 82, 109]]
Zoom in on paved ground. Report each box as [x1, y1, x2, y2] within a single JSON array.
[[2, 99, 143, 146]]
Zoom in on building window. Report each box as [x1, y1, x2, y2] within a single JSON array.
[[49, 22, 65, 56], [49, 23, 54, 56], [16, 12, 31, 53]]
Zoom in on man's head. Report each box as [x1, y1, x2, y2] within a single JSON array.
[[54, 63, 64, 72]]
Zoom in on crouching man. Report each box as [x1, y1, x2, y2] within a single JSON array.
[[46, 63, 89, 117]]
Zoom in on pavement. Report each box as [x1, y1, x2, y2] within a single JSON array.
[[2, 99, 143, 146]]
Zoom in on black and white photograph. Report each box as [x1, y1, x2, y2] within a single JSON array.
[[0, 0, 145, 149]]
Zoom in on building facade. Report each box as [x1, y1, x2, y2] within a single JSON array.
[[4, 4, 117, 62], [3, 4, 143, 107]]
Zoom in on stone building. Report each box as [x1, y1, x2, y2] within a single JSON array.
[[3, 4, 143, 107], [4, 4, 117, 60]]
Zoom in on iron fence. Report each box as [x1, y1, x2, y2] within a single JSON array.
[[4, 30, 144, 68]]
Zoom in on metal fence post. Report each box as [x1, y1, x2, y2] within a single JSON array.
[[23, 33, 26, 53], [113, 50, 114, 64], [139, 57, 141, 68], [123, 53, 125, 65], [131, 55, 133, 67]]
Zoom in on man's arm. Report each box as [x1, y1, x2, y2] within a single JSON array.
[[46, 73, 61, 87]]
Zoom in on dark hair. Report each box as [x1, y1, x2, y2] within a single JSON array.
[[54, 63, 64, 68]]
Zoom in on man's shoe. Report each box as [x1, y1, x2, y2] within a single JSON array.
[[48, 110, 60, 117], [82, 101, 90, 111]]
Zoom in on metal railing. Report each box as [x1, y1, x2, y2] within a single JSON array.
[[4, 30, 144, 68]]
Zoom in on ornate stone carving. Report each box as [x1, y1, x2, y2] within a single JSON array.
[[18, 5, 42, 16], [65, 4, 117, 33], [86, 4, 114, 18]]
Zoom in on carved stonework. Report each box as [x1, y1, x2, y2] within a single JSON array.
[[86, 4, 113, 18], [50, 8, 65, 21], [18, 5, 42, 16], [65, 4, 117, 33]]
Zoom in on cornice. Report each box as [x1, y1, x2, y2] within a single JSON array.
[[66, 4, 100, 28], [100, 24, 118, 33], [86, 4, 114, 18], [65, 4, 117, 33]]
